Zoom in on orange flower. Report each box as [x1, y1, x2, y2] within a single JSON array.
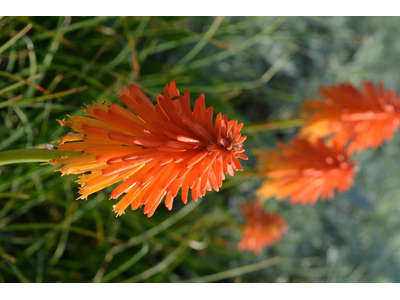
[[238, 200, 287, 254], [256, 138, 356, 205], [300, 81, 400, 153], [51, 80, 247, 217]]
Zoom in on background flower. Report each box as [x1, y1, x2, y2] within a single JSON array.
[[300, 82, 400, 153], [238, 200, 288, 254], [256, 138, 356, 205]]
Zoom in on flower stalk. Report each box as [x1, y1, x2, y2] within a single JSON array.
[[0, 149, 82, 166], [241, 119, 303, 134]]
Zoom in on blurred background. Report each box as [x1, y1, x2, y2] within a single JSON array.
[[1, 16, 400, 283]]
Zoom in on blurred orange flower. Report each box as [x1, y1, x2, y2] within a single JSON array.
[[52, 80, 247, 217], [256, 138, 356, 205], [238, 200, 287, 254], [300, 81, 400, 153]]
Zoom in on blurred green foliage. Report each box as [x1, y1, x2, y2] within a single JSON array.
[[1, 16, 400, 283]]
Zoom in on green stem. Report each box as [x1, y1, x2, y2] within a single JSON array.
[[0, 149, 82, 166], [0, 24, 32, 55], [180, 256, 281, 283], [242, 119, 304, 134], [0, 252, 32, 283]]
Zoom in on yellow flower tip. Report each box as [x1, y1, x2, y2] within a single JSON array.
[[75, 179, 83, 184], [112, 205, 125, 217], [56, 119, 66, 126], [115, 211, 124, 218], [57, 167, 67, 174], [77, 195, 87, 201]]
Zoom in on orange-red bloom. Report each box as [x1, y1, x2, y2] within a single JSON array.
[[256, 138, 356, 205], [299, 81, 400, 153], [238, 200, 287, 254], [52, 80, 247, 217]]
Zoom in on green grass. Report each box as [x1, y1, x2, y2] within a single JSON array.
[[1, 16, 400, 283]]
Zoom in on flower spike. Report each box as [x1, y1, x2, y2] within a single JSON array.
[[256, 138, 356, 205], [238, 200, 287, 254], [300, 81, 400, 153], [52, 80, 247, 217]]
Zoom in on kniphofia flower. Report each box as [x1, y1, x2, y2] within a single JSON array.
[[51, 80, 247, 217], [256, 138, 356, 205], [238, 200, 287, 254], [299, 81, 400, 153]]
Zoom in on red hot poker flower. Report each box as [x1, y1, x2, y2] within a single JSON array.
[[256, 138, 356, 205], [238, 200, 287, 254], [52, 80, 247, 217], [300, 81, 400, 153]]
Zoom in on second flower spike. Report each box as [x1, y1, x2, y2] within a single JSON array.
[[256, 138, 356, 205]]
